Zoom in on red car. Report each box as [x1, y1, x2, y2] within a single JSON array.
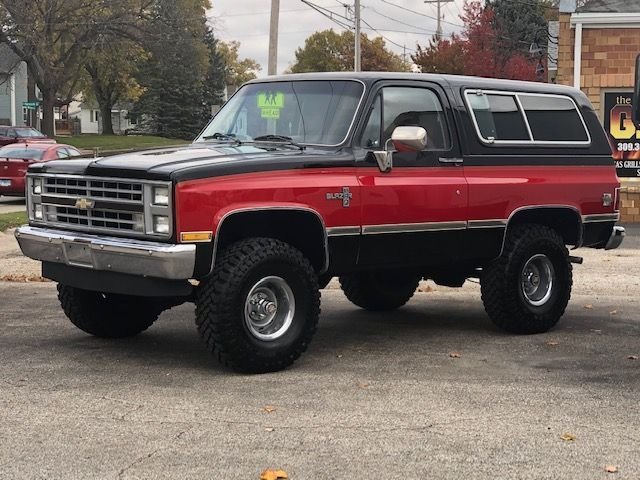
[[0, 143, 81, 196], [0, 126, 54, 147]]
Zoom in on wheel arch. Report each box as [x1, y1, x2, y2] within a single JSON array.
[[501, 205, 583, 255], [210, 206, 329, 274]]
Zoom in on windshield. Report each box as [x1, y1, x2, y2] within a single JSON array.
[[195, 80, 364, 146], [0, 147, 44, 160], [15, 128, 46, 138]]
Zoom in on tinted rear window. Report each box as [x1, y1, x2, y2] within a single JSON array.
[[467, 93, 530, 141], [0, 147, 44, 160], [519, 95, 589, 142]]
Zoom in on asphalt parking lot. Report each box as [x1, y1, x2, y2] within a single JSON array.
[[1, 228, 639, 479]]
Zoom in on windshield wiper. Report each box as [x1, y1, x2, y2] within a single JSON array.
[[201, 132, 240, 143], [251, 135, 305, 150]]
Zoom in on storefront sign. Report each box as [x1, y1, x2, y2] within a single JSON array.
[[603, 91, 640, 177]]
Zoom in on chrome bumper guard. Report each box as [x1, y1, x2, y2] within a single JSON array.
[[605, 226, 625, 250], [15, 226, 195, 280]]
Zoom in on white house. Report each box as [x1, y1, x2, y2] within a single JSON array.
[[69, 101, 138, 135], [0, 44, 29, 127]]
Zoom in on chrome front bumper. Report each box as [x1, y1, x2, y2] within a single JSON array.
[[605, 226, 625, 250], [15, 226, 195, 280]]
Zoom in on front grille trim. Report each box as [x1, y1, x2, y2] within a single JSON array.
[[28, 173, 172, 240]]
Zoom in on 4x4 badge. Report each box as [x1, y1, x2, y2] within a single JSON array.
[[326, 187, 353, 208]]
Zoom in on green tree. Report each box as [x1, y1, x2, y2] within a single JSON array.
[[486, 0, 550, 70], [134, 0, 211, 139], [217, 41, 261, 90], [0, 0, 148, 136], [290, 29, 407, 73], [203, 29, 227, 109], [83, 38, 147, 135]]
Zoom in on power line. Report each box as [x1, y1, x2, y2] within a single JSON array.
[[379, 0, 464, 28], [360, 17, 416, 52], [364, 5, 435, 34], [300, 0, 353, 30]]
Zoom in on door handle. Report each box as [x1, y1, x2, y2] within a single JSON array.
[[438, 157, 463, 164]]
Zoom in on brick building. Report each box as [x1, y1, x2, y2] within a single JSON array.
[[557, 0, 640, 222]]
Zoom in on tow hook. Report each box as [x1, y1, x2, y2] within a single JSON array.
[[569, 255, 583, 265]]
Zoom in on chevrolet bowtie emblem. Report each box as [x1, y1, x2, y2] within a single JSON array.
[[75, 198, 95, 210]]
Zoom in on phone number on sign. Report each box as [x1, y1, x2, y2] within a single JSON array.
[[617, 142, 640, 152]]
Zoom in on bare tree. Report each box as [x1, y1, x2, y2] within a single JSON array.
[[0, 0, 150, 136]]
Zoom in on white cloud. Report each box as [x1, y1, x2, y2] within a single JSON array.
[[208, 0, 466, 76]]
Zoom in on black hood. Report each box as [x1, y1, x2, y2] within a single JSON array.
[[29, 143, 350, 182]]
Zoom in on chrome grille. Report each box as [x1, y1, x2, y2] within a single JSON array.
[[44, 177, 144, 204], [29, 174, 172, 239]]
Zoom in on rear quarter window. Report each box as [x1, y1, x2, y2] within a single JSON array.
[[465, 89, 591, 146]]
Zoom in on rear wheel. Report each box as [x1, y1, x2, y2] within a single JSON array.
[[481, 224, 572, 334], [195, 238, 320, 373], [339, 270, 421, 311], [57, 285, 163, 338]]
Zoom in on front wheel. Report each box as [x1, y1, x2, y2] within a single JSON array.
[[57, 285, 163, 338], [195, 238, 320, 373], [481, 224, 573, 334]]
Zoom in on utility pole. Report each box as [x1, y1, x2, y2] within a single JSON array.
[[424, 0, 453, 42], [354, 0, 361, 72], [268, 0, 280, 75]]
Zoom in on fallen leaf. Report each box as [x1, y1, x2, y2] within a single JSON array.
[[260, 469, 288, 480], [336, 354, 343, 358], [590, 329, 602, 334], [0, 274, 49, 283], [560, 433, 576, 442], [262, 406, 277, 414], [584, 304, 593, 310], [449, 352, 461, 358], [547, 341, 559, 346], [627, 355, 638, 361], [264, 427, 274, 432], [357, 382, 369, 389], [605, 465, 618, 473], [417, 285, 434, 293], [609, 310, 618, 315]]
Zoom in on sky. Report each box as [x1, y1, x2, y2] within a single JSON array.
[[207, 0, 467, 76]]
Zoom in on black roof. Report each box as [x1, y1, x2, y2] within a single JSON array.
[[579, 0, 640, 12], [247, 71, 586, 99]]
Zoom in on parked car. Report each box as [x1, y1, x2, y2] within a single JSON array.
[[0, 126, 54, 147], [16, 72, 626, 374], [0, 143, 81, 196]]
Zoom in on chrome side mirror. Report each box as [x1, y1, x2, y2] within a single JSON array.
[[373, 126, 428, 173]]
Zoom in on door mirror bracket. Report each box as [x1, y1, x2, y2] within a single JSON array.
[[373, 126, 428, 173]]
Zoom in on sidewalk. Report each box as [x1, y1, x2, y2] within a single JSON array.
[[0, 197, 25, 214]]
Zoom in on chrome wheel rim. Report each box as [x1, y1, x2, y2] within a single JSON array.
[[244, 276, 295, 341], [521, 254, 555, 307]]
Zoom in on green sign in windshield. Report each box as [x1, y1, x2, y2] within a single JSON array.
[[257, 92, 284, 119]]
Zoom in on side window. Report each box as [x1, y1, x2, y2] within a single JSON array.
[[360, 95, 382, 148], [467, 93, 529, 141], [382, 87, 450, 150], [67, 148, 81, 157], [56, 148, 70, 159], [519, 95, 588, 142]]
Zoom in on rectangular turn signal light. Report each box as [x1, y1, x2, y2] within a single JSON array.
[[180, 231, 213, 243]]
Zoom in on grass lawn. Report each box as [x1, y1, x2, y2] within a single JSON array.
[[0, 211, 27, 232], [54, 135, 189, 152]]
